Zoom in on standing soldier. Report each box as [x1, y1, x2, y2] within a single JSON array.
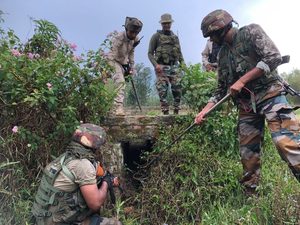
[[195, 9, 300, 198], [107, 17, 143, 116], [201, 40, 222, 72], [148, 13, 185, 115]]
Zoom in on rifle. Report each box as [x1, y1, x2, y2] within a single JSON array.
[[133, 36, 144, 48], [94, 162, 122, 204], [122, 64, 142, 112]]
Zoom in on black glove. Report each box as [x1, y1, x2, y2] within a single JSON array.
[[102, 175, 113, 190]]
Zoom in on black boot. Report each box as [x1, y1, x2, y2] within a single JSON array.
[[163, 110, 169, 115], [174, 109, 179, 115]]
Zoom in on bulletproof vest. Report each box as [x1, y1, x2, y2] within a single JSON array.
[[32, 141, 94, 224], [154, 30, 181, 64], [208, 42, 222, 63], [218, 26, 280, 99]]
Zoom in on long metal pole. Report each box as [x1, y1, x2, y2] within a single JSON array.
[[166, 93, 231, 149]]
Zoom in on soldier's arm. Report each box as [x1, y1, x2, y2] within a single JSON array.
[[148, 33, 159, 67], [201, 41, 210, 66], [108, 35, 123, 61], [80, 182, 108, 211], [246, 24, 282, 74], [128, 43, 135, 69]]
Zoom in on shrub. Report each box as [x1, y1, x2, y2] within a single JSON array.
[[0, 18, 117, 223]]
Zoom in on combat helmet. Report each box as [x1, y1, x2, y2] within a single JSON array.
[[124, 17, 143, 33], [201, 9, 233, 38], [72, 123, 106, 149]]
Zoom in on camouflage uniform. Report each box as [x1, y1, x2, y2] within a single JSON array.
[[209, 24, 300, 189], [148, 14, 185, 113], [32, 124, 122, 225]]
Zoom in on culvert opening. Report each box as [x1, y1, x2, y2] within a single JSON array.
[[122, 139, 154, 188]]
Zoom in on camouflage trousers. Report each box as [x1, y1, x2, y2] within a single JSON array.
[[89, 216, 123, 225], [155, 65, 182, 112], [238, 95, 300, 188]]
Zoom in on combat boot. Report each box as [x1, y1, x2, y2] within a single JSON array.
[[115, 103, 125, 116], [174, 109, 179, 115]]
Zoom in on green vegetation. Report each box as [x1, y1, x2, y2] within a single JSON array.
[[1, 18, 300, 225]]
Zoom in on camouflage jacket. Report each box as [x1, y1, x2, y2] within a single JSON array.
[[209, 24, 283, 109]]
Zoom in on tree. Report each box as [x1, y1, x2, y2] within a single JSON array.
[[126, 63, 152, 107], [281, 69, 300, 105]]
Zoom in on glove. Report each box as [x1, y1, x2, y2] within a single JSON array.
[[102, 175, 113, 190]]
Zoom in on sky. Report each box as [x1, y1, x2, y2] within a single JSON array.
[[1, 0, 299, 74]]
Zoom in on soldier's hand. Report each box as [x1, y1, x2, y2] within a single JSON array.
[[102, 175, 113, 190], [155, 65, 162, 73], [206, 64, 212, 72]]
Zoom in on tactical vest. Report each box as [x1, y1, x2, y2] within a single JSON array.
[[154, 30, 181, 65], [32, 142, 94, 225], [208, 42, 222, 63], [218, 26, 280, 99]]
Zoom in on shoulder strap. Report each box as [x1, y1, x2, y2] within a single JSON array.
[[60, 154, 75, 182], [224, 43, 257, 65]]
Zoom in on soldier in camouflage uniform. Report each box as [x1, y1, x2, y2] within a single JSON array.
[[148, 13, 185, 115], [32, 124, 122, 225], [195, 9, 300, 196], [107, 17, 143, 116]]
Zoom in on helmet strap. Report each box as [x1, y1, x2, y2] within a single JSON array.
[[215, 23, 233, 44]]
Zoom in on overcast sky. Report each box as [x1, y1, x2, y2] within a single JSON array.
[[1, 0, 298, 74]]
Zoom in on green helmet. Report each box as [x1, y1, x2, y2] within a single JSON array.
[[201, 9, 233, 38], [125, 17, 143, 33], [72, 123, 106, 149]]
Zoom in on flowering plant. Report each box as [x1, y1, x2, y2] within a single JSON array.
[[0, 19, 118, 223]]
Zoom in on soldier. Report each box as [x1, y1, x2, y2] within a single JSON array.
[[201, 40, 222, 72], [32, 124, 122, 225], [148, 13, 185, 115], [195, 9, 300, 197], [107, 17, 143, 116]]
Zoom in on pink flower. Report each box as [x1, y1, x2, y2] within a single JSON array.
[[106, 32, 113, 37], [101, 52, 106, 56], [46, 83, 52, 90], [46, 58, 50, 60], [12, 126, 18, 133], [10, 49, 21, 56], [51, 49, 57, 53], [56, 39, 60, 47], [70, 43, 77, 51], [215, 73, 218, 76], [28, 53, 34, 59], [35, 54, 40, 58]]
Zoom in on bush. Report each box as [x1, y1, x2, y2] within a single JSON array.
[[0, 18, 117, 223]]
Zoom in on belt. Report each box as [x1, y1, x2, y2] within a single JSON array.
[[158, 61, 178, 66]]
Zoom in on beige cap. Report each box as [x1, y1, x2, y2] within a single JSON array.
[[159, 13, 174, 23]]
